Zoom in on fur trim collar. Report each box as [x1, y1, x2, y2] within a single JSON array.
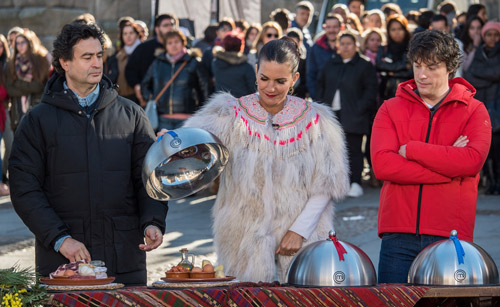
[[213, 46, 248, 65]]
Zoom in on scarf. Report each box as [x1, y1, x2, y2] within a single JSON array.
[[387, 41, 408, 62], [124, 38, 141, 55], [166, 48, 187, 64], [15, 55, 32, 82]]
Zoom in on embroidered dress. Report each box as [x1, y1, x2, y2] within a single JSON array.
[[183, 93, 349, 282]]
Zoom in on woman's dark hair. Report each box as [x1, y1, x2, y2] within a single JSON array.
[[270, 8, 291, 32], [407, 30, 460, 78], [52, 23, 105, 75], [386, 14, 411, 46], [466, 4, 486, 21], [257, 36, 300, 74], [459, 16, 484, 51]]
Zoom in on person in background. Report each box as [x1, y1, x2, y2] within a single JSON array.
[[176, 37, 349, 283], [381, 3, 403, 20], [291, 1, 314, 52], [235, 19, 249, 33], [465, 21, 500, 195], [346, 12, 364, 35], [459, 16, 484, 74], [7, 27, 23, 54], [376, 14, 413, 101], [248, 21, 282, 69], [430, 14, 450, 33], [106, 21, 144, 104], [73, 13, 97, 25], [243, 23, 261, 55], [125, 14, 178, 107], [467, 4, 488, 24], [10, 22, 168, 286], [331, 4, 349, 24], [201, 18, 234, 85], [361, 28, 385, 66], [0, 35, 11, 195], [414, 9, 434, 34], [194, 24, 218, 53], [4, 30, 51, 132], [286, 28, 308, 99], [135, 20, 149, 42], [212, 31, 255, 98], [437, 1, 458, 30], [406, 10, 420, 30], [372, 30, 491, 283], [270, 8, 292, 33], [348, 0, 364, 19], [317, 31, 378, 198], [366, 9, 385, 30], [141, 29, 208, 130], [307, 13, 344, 100]]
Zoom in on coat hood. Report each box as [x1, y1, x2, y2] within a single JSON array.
[[41, 73, 118, 113], [395, 77, 476, 106], [213, 46, 248, 65]]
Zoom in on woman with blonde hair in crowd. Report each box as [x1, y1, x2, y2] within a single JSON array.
[[106, 21, 144, 104], [366, 9, 385, 30], [346, 12, 364, 34], [243, 23, 261, 55], [361, 28, 385, 65], [248, 21, 283, 67], [4, 30, 50, 131]]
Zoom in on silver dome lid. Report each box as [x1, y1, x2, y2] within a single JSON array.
[[286, 230, 377, 287], [142, 128, 229, 200], [408, 230, 499, 286]]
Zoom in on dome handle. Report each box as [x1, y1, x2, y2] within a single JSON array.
[[329, 232, 347, 261], [450, 230, 465, 265]]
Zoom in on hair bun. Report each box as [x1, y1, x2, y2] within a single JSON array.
[[279, 36, 301, 58]]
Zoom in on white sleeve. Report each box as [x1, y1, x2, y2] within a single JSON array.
[[289, 195, 331, 240]]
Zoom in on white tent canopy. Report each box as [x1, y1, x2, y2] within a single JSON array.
[[157, 0, 261, 39]]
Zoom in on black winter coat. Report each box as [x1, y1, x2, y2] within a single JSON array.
[[125, 38, 164, 87], [465, 42, 500, 105], [9, 74, 168, 285], [375, 45, 413, 101], [317, 53, 378, 134], [141, 52, 209, 115], [212, 48, 256, 98]]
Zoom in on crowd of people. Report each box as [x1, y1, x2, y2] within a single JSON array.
[[0, 0, 499, 286]]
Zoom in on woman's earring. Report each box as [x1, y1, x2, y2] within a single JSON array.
[[288, 86, 294, 95]]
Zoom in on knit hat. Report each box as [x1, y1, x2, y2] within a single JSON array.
[[481, 21, 500, 40]]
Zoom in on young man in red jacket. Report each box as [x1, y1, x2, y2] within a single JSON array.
[[371, 30, 492, 283]]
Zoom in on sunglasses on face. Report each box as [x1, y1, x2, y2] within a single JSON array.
[[266, 33, 279, 38]]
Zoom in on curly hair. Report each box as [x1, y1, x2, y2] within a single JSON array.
[[52, 23, 105, 75], [407, 30, 461, 78]]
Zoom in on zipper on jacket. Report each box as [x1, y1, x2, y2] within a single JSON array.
[[416, 112, 433, 235]]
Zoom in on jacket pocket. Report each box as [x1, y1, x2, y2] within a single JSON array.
[[111, 216, 145, 274]]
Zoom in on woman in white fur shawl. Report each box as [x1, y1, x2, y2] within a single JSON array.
[[177, 38, 349, 282]]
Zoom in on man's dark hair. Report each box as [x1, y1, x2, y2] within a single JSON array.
[[417, 9, 435, 29], [52, 23, 105, 75], [154, 14, 178, 28], [431, 14, 448, 27], [407, 30, 460, 78]]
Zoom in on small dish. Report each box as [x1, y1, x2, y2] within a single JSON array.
[[165, 272, 189, 279], [189, 271, 215, 279]]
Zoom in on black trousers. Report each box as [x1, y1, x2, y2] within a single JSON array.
[[346, 133, 364, 184]]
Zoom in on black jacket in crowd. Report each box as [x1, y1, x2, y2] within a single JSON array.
[[317, 52, 378, 135], [125, 38, 164, 88], [9, 74, 168, 285], [375, 45, 413, 101], [212, 47, 256, 98], [465, 41, 500, 105], [141, 51, 209, 115]]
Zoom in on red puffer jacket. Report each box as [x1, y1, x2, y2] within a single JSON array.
[[371, 78, 491, 241]]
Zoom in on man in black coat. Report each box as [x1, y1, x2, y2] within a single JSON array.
[[125, 14, 178, 107], [9, 23, 168, 286]]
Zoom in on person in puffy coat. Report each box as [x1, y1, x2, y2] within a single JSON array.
[[317, 31, 378, 198], [9, 23, 168, 286], [465, 21, 500, 195], [212, 31, 256, 98], [141, 29, 209, 130], [371, 30, 491, 284]]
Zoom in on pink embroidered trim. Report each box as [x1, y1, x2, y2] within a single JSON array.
[[237, 94, 267, 124], [273, 96, 310, 129], [234, 105, 320, 146]]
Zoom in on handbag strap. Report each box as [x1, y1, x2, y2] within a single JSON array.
[[154, 60, 188, 102]]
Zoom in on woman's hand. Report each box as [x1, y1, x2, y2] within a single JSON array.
[[453, 135, 469, 147], [276, 230, 304, 256]]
